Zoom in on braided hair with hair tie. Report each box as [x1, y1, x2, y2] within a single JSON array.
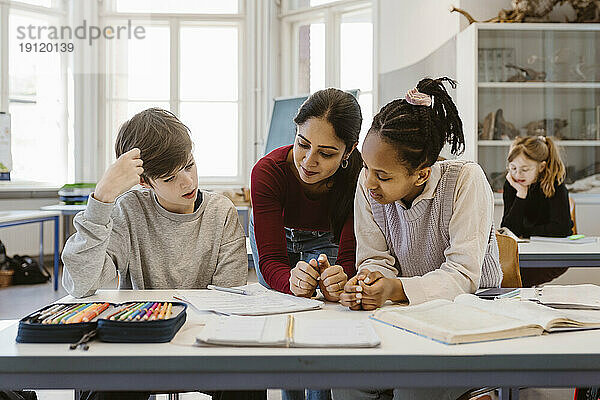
[[368, 77, 465, 173]]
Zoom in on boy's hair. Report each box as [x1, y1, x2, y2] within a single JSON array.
[[508, 136, 565, 198], [294, 88, 363, 243], [368, 77, 465, 173], [115, 108, 193, 183]]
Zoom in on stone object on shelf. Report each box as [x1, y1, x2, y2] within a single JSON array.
[[523, 119, 568, 138], [481, 111, 496, 140], [480, 109, 520, 140], [495, 109, 520, 140], [506, 64, 547, 82]]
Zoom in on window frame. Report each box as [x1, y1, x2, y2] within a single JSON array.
[[99, 0, 249, 186], [279, 0, 375, 107], [0, 0, 70, 185]]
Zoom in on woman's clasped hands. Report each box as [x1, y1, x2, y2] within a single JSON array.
[[289, 254, 347, 301]]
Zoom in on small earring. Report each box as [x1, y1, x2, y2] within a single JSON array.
[[341, 158, 349, 169]]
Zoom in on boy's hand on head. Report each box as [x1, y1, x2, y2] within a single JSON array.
[[506, 172, 528, 199], [340, 272, 367, 311], [289, 260, 319, 298], [95, 148, 144, 203]]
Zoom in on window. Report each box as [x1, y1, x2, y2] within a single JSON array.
[[2, 2, 69, 184], [115, 0, 238, 14], [102, 1, 245, 182], [340, 11, 373, 139], [296, 22, 325, 94], [282, 0, 373, 142]]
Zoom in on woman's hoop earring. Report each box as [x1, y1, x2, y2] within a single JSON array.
[[341, 158, 349, 169]]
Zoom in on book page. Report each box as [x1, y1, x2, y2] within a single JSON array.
[[292, 318, 380, 348], [372, 299, 540, 344], [196, 315, 288, 346], [177, 284, 323, 316], [520, 285, 600, 310], [455, 293, 600, 330]]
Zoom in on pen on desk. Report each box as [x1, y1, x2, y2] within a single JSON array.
[[207, 284, 248, 296]]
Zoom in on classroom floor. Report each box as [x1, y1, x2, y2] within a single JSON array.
[[0, 267, 577, 400]]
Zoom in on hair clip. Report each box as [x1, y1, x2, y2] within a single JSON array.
[[405, 88, 432, 107]]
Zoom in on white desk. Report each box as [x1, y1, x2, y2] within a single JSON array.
[[0, 211, 61, 290], [518, 238, 600, 268], [2, 289, 600, 393]]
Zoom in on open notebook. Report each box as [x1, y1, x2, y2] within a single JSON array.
[[197, 314, 381, 348], [371, 294, 600, 345]]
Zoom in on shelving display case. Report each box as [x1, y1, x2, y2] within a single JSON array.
[[457, 23, 600, 193]]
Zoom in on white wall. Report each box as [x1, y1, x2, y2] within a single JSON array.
[[376, 0, 510, 84], [377, 0, 460, 74]]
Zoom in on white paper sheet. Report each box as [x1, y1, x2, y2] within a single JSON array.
[[176, 283, 323, 316]]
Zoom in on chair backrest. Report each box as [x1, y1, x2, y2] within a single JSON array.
[[495, 232, 522, 288], [569, 196, 577, 235]]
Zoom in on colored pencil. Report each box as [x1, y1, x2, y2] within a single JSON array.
[[82, 302, 110, 322], [48, 303, 88, 324], [164, 303, 173, 319], [42, 304, 79, 324], [62, 303, 95, 324], [128, 302, 152, 321], [157, 302, 169, 320], [108, 303, 139, 320], [66, 303, 100, 324], [149, 302, 164, 321], [30, 304, 65, 323], [119, 302, 145, 321], [142, 302, 160, 321]]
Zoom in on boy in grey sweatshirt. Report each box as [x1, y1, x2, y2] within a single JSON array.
[[62, 108, 248, 298]]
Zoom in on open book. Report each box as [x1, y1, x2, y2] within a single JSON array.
[[371, 294, 600, 345], [197, 314, 381, 348], [521, 284, 600, 310]]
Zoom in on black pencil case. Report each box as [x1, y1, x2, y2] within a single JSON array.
[[16, 301, 187, 348]]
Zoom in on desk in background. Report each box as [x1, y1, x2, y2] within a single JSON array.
[[41, 203, 252, 243], [0, 211, 60, 290], [2, 289, 600, 396], [519, 238, 600, 268], [40, 204, 86, 247]]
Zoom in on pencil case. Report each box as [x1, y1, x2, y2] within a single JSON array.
[[16, 301, 187, 349]]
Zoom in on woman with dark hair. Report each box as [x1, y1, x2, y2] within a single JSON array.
[[333, 77, 502, 400], [250, 88, 362, 299], [249, 88, 362, 400]]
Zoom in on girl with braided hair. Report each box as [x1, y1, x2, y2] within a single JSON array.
[[339, 76, 502, 311], [334, 76, 502, 400]]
